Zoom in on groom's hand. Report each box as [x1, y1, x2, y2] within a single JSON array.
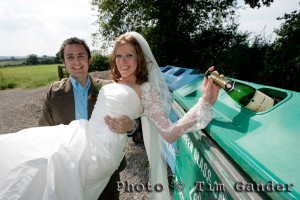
[[104, 115, 135, 134]]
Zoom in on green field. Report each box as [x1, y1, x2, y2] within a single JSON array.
[[0, 64, 59, 90]]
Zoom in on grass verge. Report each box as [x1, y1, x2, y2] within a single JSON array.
[[0, 64, 59, 90]]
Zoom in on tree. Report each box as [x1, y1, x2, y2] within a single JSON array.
[[91, 0, 274, 70], [263, 10, 300, 91], [217, 33, 271, 83], [26, 54, 39, 65], [54, 52, 61, 64], [92, 0, 240, 67], [89, 53, 110, 72], [243, 0, 274, 8]]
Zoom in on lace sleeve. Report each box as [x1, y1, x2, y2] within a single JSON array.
[[141, 83, 214, 144]]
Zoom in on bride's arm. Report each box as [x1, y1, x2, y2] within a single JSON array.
[[141, 83, 214, 144]]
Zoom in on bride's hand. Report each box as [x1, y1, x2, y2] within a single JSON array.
[[202, 66, 221, 105]]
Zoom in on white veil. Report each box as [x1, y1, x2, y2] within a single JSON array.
[[127, 32, 172, 200]]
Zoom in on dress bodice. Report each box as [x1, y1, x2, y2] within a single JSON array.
[[88, 83, 143, 134]]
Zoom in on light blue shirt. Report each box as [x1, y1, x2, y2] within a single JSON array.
[[70, 76, 91, 120]]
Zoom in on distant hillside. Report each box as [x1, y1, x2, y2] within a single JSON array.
[[0, 56, 27, 60], [0, 59, 26, 66], [0, 56, 58, 67]]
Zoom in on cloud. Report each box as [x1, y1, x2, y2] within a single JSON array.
[[0, 0, 97, 56], [237, 0, 299, 39]]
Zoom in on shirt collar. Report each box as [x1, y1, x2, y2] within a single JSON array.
[[70, 76, 91, 91]]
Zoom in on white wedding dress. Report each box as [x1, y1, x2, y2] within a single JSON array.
[[0, 83, 142, 200], [0, 82, 213, 200]]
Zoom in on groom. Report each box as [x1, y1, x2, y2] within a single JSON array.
[[39, 37, 137, 200]]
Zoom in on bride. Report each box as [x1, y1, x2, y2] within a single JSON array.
[[0, 32, 220, 200]]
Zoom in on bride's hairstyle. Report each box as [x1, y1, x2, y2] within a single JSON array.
[[110, 33, 149, 84]]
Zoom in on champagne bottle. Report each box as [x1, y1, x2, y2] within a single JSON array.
[[205, 71, 274, 112]]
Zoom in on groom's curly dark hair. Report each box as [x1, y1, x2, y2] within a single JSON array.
[[59, 37, 91, 62], [110, 33, 149, 84]]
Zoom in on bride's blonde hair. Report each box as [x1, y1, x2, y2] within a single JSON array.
[[110, 33, 149, 84]]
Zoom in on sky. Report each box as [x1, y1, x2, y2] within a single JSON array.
[[237, 0, 299, 40], [0, 0, 299, 57]]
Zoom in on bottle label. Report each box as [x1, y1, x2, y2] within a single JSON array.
[[245, 90, 274, 112]]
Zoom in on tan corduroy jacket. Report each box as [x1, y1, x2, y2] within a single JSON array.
[[39, 76, 112, 126]]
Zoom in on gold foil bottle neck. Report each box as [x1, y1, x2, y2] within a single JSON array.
[[205, 71, 233, 92]]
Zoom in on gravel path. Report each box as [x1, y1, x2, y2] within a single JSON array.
[[0, 87, 47, 134], [0, 71, 174, 199]]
